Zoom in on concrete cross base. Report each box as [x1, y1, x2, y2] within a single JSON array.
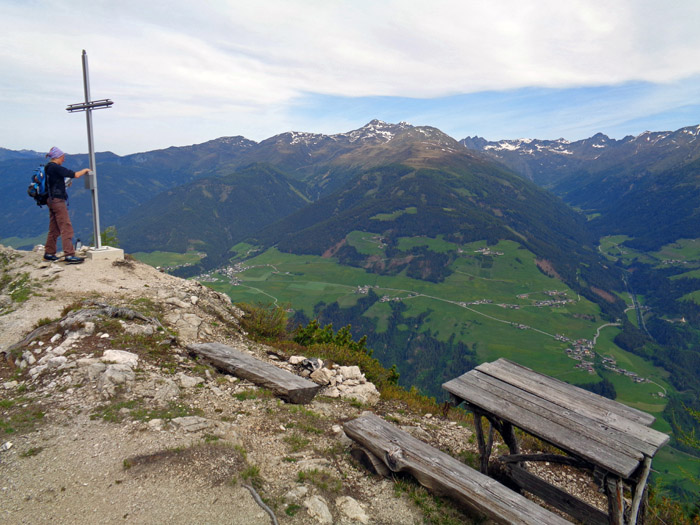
[[85, 246, 124, 262]]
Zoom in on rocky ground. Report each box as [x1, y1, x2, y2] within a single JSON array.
[[0, 245, 606, 524]]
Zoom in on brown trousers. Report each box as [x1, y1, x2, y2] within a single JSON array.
[[45, 198, 75, 256]]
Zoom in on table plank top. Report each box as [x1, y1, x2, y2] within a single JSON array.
[[443, 359, 670, 479]]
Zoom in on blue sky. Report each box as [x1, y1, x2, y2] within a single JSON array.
[[2, 1, 700, 155]]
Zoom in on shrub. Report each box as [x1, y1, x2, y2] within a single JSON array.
[[237, 302, 288, 341]]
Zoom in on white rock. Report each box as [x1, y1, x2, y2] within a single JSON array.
[[97, 364, 136, 397], [283, 485, 308, 503], [154, 379, 180, 402], [101, 350, 139, 367], [171, 416, 211, 432], [52, 346, 68, 356], [81, 322, 95, 336], [166, 297, 190, 309], [190, 296, 199, 305], [336, 496, 369, 524], [29, 365, 48, 379], [120, 321, 155, 336], [310, 367, 334, 385], [2, 381, 18, 390], [340, 383, 380, 406], [50, 334, 61, 343], [147, 419, 164, 431], [289, 355, 307, 365], [86, 362, 107, 381], [209, 385, 223, 396], [322, 386, 341, 398], [178, 373, 204, 388], [100, 333, 110, 339], [76, 357, 99, 367], [338, 366, 363, 381], [304, 495, 333, 524], [46, 356, 67, 368]]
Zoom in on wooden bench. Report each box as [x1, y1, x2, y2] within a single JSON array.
[[187, 342, 320, 404], [344, 412, 570, 525], [443, 359, 670, 524]]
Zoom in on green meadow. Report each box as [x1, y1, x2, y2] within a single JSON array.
[[132, 250, 204, 267], [208, 235, 672, 412], [652, 445, 700, 502], [1, 234, 46, 249]]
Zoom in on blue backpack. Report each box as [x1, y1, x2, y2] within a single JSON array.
[[27, 165, 49, 207]]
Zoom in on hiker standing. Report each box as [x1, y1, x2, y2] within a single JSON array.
[[43, 147, 90, 264]]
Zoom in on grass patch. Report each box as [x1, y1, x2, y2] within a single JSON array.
[[131, 251, 203, 268], [8, 272, 32, 303], [19, 446, 44, 458], [393, 477, 477, 524], [90, 399, 201, 423], [90, 399, 139, 423], [233, 388, 273, 401], [0, 401, 45, 437], [282, 404, 326, 435], [284, 432, 310, 453], [297, 468, 342, 494], [241, 464, 263, 489]]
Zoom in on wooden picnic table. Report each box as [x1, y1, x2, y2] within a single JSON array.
[[443, 358, 670, 525]]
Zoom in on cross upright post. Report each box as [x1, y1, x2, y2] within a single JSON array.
[[66, 49, 113, 250]]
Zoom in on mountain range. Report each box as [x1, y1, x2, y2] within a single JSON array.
[[3, 120, 700, 502], [463, 125, 700, 251]]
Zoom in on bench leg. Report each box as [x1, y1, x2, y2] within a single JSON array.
[[628, 456, 652, 524], [501, 421, 520, 455], [473, 414, 494, 474], [605, 476, 625, 525]]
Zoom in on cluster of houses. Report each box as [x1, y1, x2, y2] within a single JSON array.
[[458, 299, 493, 307], [379, 292, 419, 303], [198, 262, 251, 285], [563, 339, 651, 383], [563, 338, 597, 373], [601, 356, 649, 383], [473, 247, 505, 256], [661, 259, 687, 265]]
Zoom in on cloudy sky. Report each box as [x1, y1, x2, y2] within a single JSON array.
[[3, 0, 700, 155]]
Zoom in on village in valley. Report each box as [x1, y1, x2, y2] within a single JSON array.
[[200, 246, 656, 389]]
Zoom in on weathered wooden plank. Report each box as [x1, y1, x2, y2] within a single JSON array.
[[344, 413, 571, 525], [480, 359, 656, 427], [473, 362, 669, 453], [465, 370, 659, 460], [505, 463, 609, 525], [187, 342, 320, 404], [444, 372, 640, 477]]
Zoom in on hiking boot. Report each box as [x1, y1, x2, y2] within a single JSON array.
[[43, 254, 60, 261], [64, 255, 85, 265]]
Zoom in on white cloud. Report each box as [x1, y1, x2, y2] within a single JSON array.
[[1, 0, 700, 153]]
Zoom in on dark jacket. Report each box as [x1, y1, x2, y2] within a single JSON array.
[[45, 162, 76, 201]]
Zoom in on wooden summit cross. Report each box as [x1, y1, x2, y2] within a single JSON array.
[[443, 359, 670, 525]]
